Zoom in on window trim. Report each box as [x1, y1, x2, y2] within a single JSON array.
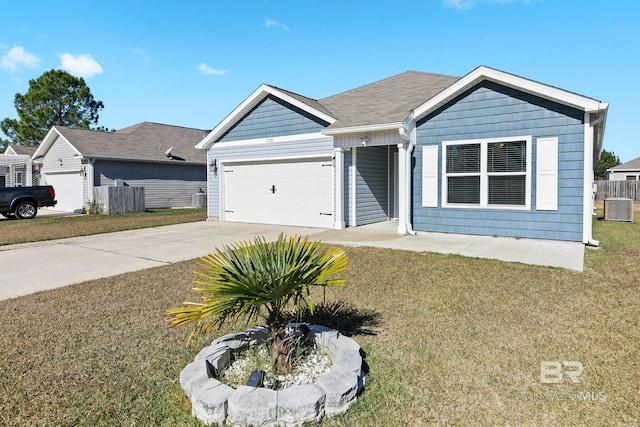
[[442, 136, 532, 210]]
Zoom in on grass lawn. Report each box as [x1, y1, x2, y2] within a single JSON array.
[[0, 210, 638, 425], [0, 208, 206, 246]]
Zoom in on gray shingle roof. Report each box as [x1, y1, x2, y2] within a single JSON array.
[[318, 71, 460, 129], [265, 85, 334, 119], [609, 156, 640, 170], [6, 145, 37, 156], [55, 122, 208, 163]]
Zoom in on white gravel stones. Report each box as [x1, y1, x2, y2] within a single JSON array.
[[180, 324, 363, 426]]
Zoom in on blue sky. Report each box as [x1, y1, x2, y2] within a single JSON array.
[[1, 0, 638, 161]]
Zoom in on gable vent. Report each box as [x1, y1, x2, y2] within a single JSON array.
[[604, 198, 634, 222]]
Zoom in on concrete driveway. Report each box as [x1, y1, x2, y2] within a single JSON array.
[[0, 220, 584, 301]]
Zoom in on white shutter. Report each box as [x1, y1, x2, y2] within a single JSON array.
[[536, 137, 558, 211], [422, 145, 439, 207]]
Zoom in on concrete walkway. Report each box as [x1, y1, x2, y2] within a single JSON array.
[[0, 220, 584, 301], [315, 221, 585, 271]]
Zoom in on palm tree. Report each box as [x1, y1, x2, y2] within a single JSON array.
[[166, 234, 348, 374]]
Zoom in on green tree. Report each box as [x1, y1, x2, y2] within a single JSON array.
[[166, 234, 348, 374], [0, 69, 104, 146], [594, 149, 621, 180]]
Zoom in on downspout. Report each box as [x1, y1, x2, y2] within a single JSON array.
[[398, 126, 417, 235], [584, 109, 607, 247]]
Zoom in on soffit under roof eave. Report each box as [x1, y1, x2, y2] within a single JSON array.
[[322, 122, 405, 136], [197, 85, 337, 150], [86, 155, 205, 166], [413, 66, 608, 122]]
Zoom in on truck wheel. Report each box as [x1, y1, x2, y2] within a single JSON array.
[[14, 201, 38, 219]]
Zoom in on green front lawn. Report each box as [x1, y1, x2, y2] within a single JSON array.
[[0, 208, 206, 246], [0, 213, 638, 425]]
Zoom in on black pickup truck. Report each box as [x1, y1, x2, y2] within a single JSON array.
[[0, 186, 57, 219]]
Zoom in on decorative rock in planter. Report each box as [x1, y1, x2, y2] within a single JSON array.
[[277, 384, 326, 425], [192, 379, 235, 425], [180, 324, 364, 426], [227, 386, 277, 426]]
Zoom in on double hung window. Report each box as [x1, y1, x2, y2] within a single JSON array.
[[443, 136, 531, 209]]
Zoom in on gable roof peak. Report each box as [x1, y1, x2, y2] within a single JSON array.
[[608, 156, 640, 171], [39, 121, 207, 163], [318, 70, 460, 129]]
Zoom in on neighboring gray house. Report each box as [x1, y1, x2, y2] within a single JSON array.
[[197, 66, 608, 244], [33, 122, 208, 212], [1, 144, 38, 187], [606, 157, 640, 180]]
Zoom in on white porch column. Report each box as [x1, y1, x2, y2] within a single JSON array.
[[26, 160, 33, 186], [397, 142, 409, 234], [87, 161, 95, 202], [8, 164, 15, 187], [333, 148, 345, 229]]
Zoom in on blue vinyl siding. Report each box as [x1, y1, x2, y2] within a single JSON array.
[[344, 150, 352, 226], [356, 146, 389, 225], [413, 81, 585, 241], [208, 136, 335, 218], [218, 95, 329, 142], [389, 146, 398, 218], [96, 160, 206, 208]]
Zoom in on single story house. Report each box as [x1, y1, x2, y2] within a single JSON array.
[[1, 145, 38, 187], [33, 122, 208, 212], [606, 157, 640, 180], [197, 66, 608, 244]]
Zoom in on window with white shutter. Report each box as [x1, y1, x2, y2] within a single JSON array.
[[535, 137, 558, 211], [442, 136, 532, 209], [422, 145, 439, 207]]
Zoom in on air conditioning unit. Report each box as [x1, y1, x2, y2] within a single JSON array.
[[192, 193, 207, 207], [604, 197, 634, 222]]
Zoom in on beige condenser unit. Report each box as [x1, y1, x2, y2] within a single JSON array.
[[604, 197, 634, 222]]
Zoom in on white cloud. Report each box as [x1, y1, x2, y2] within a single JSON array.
[[265, 18, 290, 32], [198, 63, 227, 76], [443, 0, 538, 9], [60, 53, 103, 78], [1, 46, 39, 71], [133, 48, 151, 62]]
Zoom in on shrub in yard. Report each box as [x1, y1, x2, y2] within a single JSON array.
[[84, 199, 104, 214], [166, 234, 348, 374]]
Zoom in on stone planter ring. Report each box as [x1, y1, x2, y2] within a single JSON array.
[[179, 324, 364, 426]]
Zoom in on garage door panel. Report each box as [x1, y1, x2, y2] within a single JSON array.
[[46, 172, 84, 213], [224, 159, 333, 228]]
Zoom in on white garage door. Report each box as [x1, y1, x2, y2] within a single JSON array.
[[224, 158, 334, 228], [46, 172, 84, 213]]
